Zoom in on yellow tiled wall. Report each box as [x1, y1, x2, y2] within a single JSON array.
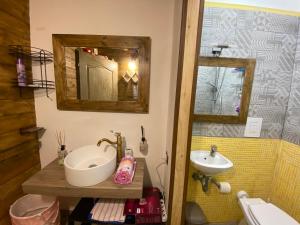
[[270, 140, 300, 222], [187, 137, 282, 223], [187, 137, 300, 223]]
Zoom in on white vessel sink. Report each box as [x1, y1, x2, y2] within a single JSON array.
[[190, 150, 233, 175], [64, 144, 116, 187]]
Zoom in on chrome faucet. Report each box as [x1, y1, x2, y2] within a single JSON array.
[[210, 145, 218, 157], [97, 131, 123, 163]]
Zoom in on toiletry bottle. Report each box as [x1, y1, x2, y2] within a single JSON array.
[[125, 148, 133, 157], [16, 58, 26, 86], [58, 145, 67, 165]]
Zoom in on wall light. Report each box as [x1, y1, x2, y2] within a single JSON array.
[[123, 59, 139, 83], [128, 60, 137, 72]]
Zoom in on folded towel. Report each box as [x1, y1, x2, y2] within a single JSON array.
[[114, 156, 136, 185], [90, 199, 126, 224]]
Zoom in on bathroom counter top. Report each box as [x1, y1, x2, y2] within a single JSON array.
[[22, 158, 145, 199]]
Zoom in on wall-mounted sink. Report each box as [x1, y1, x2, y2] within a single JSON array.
[[190, 150, 233, 175], [64, 144, 116, 187]]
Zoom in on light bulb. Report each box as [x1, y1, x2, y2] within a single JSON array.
[[128, 60, 137, 71]]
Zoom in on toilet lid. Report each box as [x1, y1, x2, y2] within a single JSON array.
[[249, 203, 299, 225]]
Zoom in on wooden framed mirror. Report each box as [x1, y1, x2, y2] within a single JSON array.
[[193, 56, 256, 123], [52, 34, 151, 113]]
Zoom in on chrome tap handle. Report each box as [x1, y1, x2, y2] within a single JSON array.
[[210, 145, 218, 157], [211, 145, 217, 152]]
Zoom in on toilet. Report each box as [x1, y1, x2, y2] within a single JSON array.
[[237, 191, 299, 225]]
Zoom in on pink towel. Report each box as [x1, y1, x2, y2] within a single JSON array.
[[114, 156, 136, 185]]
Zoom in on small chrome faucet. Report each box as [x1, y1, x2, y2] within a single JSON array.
[[210, 145, 218, 157], [97, 131, 123, 163]]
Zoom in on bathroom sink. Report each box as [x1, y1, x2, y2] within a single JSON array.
[[190, 150, 233, 175], [64, 144, 116, 187]]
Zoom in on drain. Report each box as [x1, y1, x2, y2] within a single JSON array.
[[88, 164, 97, 168]]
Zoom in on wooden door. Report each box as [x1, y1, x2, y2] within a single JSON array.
[[168, 0, 205, 225], [77, 49, 118, 101]]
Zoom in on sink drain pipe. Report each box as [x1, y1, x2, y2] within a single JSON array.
[[192, 172, 220, 193]]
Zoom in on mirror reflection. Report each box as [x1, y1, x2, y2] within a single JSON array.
[[65, 47, 140, 102], [193, 57, 255, 124], [194, 66, 245, 116]]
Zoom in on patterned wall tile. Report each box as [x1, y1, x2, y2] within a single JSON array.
[[223, 124, 245, 137], [203, 8, 238, 30], [248, 105, 286, 138], [289, 85, 300, 108], [235, 29, 253, 49], [283, 23, 300, 145], [255, 50, 281, 72], [200, 47, 213, 56], [279, 51, 296, 72], [283, 121, 300, 145], [251, 31, 278, 51], [253, 11, 271, 32], [250, 70, 292, 106], [285, 107, 300, 126], [221, 48, 252, 58], [248, 105, 286, 123], [218, 8, 238, 30], [203, 8, 237, 30], [236, 9, 255, 30], [203, 8, 216, 28], [268, 14, 299, 34], [192, 122, 224, 137], [262, 123, 285, 139], [201, 27, 236, 48], [195, 7, 300, 141], [275, 34, 298, 53]]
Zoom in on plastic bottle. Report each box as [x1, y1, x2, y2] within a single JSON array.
[[16, 58, 26, 86]]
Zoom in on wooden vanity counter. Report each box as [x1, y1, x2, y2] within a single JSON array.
[[22, 158, 145, 199]]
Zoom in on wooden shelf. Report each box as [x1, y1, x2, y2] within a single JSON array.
[[20, 126, 45, 135], [22, 158, 145, 199]]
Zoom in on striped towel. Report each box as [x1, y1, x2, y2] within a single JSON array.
[[90, 199, 126, 224]]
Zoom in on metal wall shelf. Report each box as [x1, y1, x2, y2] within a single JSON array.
[[8, 45, 55, 97]]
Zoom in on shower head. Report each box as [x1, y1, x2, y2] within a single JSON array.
[[211, 44, 234, 57], [211, 44, 237, 49], [213, 44, 230, 49]]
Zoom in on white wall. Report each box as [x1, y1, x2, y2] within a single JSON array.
[[30, 0, 179, 189], [207, 0, 300, 12], [163, 0, 183, 210]]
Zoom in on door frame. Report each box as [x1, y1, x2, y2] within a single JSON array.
[[168, 0, 205, 224]]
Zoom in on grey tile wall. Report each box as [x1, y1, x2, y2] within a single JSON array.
[[193, 7, 300, 142], [283, 23, 300, 145]]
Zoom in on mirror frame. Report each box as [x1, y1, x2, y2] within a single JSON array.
[[193, 56, 256, 124], [52, 34, 151, 113]]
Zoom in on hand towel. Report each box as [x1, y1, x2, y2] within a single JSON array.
[[114, 156, 136, 185], [90, 199, 126, 224]]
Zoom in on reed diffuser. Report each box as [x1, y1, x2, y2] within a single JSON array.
[[56, 130, 67, 165]]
